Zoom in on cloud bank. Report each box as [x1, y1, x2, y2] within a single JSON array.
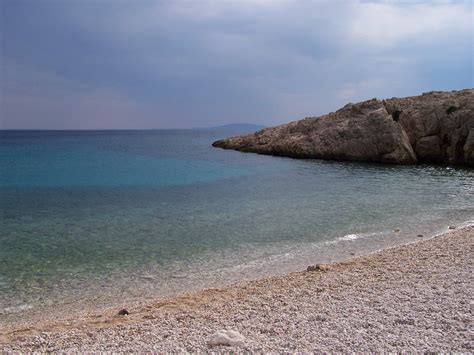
[[1, 0, 472, 129]]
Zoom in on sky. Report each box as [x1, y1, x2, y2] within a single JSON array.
[[0, 0, 473, 129]]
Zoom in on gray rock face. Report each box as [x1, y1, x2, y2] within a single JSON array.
[[213, 89, 474, 166]]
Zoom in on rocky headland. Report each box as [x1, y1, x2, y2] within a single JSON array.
[[213, 89, 474, 166]]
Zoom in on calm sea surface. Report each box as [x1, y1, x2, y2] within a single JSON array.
[[1, 130, 473, 314]]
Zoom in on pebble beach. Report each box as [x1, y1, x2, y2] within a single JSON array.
[[2, 226, 473, 352]]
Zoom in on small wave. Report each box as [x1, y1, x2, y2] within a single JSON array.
[[459, 220, 474, 228], [229, 250, 296, 272], [339, 234, 360, 241], [436, 220, 474, 236], [325, 233, 365, 245], [325, 230, 391, 246]]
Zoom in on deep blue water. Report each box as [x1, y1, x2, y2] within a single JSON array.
[[1, 130, 473, 314]]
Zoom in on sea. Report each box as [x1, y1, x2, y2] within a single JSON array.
[[1, 129, 473, 315]]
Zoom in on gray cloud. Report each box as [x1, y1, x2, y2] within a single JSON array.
[[1, 0, 472, 129]]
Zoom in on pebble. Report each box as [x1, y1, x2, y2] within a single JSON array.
[[117, 309, 129, 316], [306, 264, 329, 272], [208, 330, 245, 347]]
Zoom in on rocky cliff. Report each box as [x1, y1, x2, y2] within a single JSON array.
[[213, 89, 474, 166]]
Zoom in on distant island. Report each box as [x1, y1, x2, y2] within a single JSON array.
[[194, 123, 266, 132], [213, 89, 474, 166]]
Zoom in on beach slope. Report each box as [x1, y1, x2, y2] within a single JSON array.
[[2, 226, 473, 352]]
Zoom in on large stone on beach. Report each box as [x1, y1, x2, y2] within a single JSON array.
[[213, 89, 474, 166], [208, 330, 245, 347], [307, 264, 330, 272], [117, 308, 129, 315]]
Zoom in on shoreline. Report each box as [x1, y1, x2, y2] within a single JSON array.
[[2, 224, 473, 351], [1, 220, 469, 326]]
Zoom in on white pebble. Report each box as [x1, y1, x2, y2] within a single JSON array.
[[208, 330, 245, 347]]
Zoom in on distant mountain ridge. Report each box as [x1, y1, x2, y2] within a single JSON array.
[[213, 89, 474, 166], [194, 123, 266, 132]]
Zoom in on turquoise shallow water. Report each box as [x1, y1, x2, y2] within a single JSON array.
[[1, 130, 473, 314]]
